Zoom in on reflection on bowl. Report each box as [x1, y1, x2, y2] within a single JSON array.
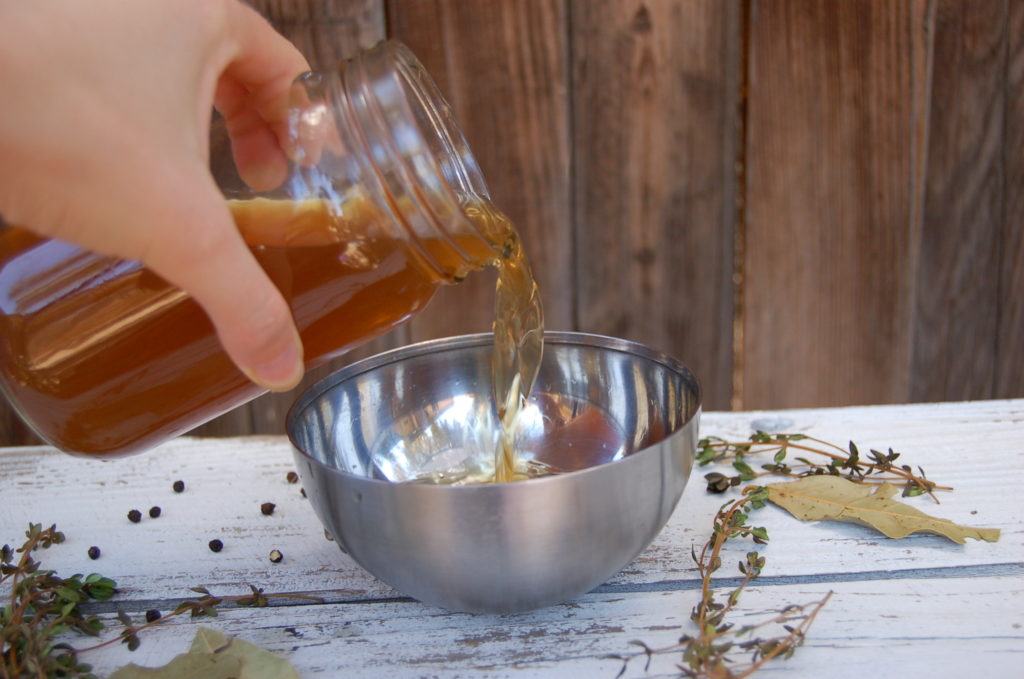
[[287, 332, 701, 614]]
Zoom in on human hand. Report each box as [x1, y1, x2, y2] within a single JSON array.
[[0, 0, 310, 391]]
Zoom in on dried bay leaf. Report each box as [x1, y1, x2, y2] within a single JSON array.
[[191, 627, 300, 679], [766, 476, 1000, 543], [110, 627, 299, 679], [191, 626, 232, 654], [108, 653, 242, 679]]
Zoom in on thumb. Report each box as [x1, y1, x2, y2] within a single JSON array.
[[143, 181, 304, 392]]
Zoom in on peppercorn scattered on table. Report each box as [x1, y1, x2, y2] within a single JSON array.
[[2, 400, 1022, 678]]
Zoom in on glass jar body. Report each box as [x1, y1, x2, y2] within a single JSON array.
[[0, 42, 495, 456]]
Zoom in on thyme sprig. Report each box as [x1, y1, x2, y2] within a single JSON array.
[[698, 432, 948, 501], [2, 524, 322, 677], [615, 431, 950, 677], [611, 488, 831, 678], [1, 524, 115, 679], [78, 585, 324, 654]]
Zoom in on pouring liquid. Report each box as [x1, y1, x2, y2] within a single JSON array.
[[403, 200, 551, 485], [466, 203, 545, 483]]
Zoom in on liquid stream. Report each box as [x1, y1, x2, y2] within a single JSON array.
[[408, 201, 548, 484]]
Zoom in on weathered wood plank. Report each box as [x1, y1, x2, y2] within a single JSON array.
[[742, 1, 924, 408], [997, 0, 1024, 398], [5, 401, 1022, 676], [385, 0, 573, 344], [571, 0, 739, 410], [4, 401, 1019, 604], [909, 0, 1007, 402], [67, 576, 1024, 678]]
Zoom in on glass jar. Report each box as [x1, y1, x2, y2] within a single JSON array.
[[0, 41, 503, 457]]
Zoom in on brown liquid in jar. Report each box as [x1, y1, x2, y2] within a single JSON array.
[[0, 198, 497, 456]]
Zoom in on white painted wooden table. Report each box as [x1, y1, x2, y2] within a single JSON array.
[[2, 400, 1022, 678]]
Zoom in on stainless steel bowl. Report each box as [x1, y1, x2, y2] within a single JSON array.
[[287, 332, 701, 613]]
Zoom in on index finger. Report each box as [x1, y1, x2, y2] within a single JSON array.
[[214, 3, 310, 190], [218, 3, 309, 131]]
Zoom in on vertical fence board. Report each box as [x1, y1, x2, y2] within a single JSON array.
[[6, 1, 1023, 447], [909, 0, 1007, 402], [385, 0, 573, 344], [0, 406, 38, 446], [742, 1, 923, 408], [571, 0, 739, 410], [997, 0, 1024, 398], [193, 0, 390, 437]]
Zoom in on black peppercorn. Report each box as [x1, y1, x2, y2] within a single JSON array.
[[260, 502, 276, 516], [172, 480, 185, 493], [148, 506, 161, 519], [269, 549, 283, 563], [127, 509, 142, 523], [145, 609, 162, 623], [87, 546, 101, 560], [286, 471, 299, 484], [208, 539, 223, 553]]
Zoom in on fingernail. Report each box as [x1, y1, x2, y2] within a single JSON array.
[[244, 333, 304, 392], [241, 158, 288, 193]]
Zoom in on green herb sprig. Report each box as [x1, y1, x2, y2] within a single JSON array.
[[79, 585, 323, 654], [2, 524, 322, 678], [1, 524, 115, 679], [698, 433, 948, 501], [614, 431, 953, 677], [610, 488, 831, 678]]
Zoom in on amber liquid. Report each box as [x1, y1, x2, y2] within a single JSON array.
[[466, 204, 545, 483], [406, 202, 548, 485], [0, 199, 490, 456]]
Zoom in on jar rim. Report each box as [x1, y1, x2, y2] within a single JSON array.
[[340, 40, 495, 278], [384, 41, 490, 202]]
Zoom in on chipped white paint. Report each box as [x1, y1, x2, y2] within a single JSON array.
[[2, 400, 1022, 677]]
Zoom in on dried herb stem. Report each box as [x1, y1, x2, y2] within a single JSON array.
[[76, 586, 324, 655], [698, 433, 949, 501], [2, 523, 323, 677], [727, 592, 832, 678], [613, 487, 831, 678], [696, 496, 752, 611]]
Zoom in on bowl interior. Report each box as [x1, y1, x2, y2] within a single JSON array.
[[289, 333, 700, 483]]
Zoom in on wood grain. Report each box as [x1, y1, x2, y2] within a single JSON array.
[[997, 0, 1024, 398], [909, 0, 1007, 402], [571, 0, 739, 410], [59, 577, 1024, 678], [385, 0, 573, 344], [6, 1, 1024, 447], [4, 400, 1022, 677], [742, 1, 926, 408], [5, 401, 1019, 599]]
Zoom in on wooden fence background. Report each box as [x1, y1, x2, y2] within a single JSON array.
[[1, 0, 1021, 445]]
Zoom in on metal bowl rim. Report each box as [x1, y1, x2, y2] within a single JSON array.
[[286, 331, 702, 487]]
